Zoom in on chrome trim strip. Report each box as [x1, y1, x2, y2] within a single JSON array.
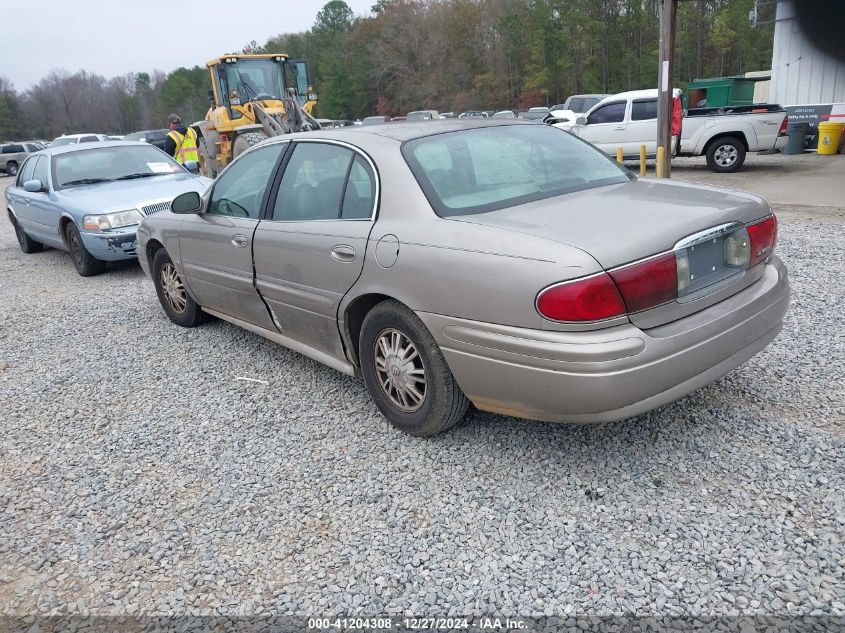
[[673, 222, 743, 250]]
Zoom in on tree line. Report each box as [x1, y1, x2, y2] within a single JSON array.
[[0, 0, 773, 140]]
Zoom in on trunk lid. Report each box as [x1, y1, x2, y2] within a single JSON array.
[[451, 178, 774, 328], [451, 178, 770, 269]]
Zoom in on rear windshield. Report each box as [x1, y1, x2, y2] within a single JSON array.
[[53, 145, 183, 189], [402, 124, 631, 217]]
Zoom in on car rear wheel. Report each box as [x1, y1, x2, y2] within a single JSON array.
[[9, 212, 43, 254], [706, 137, 746, 173], [152, 248, 208, 327], [360, 300, 469, 437], [6, 162, 18, 177], [65, 222, 105, 277]]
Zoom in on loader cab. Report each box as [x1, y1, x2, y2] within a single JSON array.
[[210, 54, 314, 112]]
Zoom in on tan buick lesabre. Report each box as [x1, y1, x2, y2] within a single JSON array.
[[136, 120, 789, 436]]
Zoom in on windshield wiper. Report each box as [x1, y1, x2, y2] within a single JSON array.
[[115, 172, 161, 181], [63, 178, 112, 186]]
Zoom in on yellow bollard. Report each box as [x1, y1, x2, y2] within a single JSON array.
[[656, 146, 665, 178], [616, 147, 623, 164], [640, 144, 647, 176]]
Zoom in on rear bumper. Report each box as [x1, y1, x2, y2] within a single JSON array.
[[80, 228, 138, 261], [774, 135, 788, 151], [418, 256, 789, 423]]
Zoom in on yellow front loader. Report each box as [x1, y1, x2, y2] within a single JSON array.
[[193, 53, 320, 177]]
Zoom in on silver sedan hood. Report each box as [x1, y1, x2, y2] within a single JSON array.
[[450, 178, 772, 268]]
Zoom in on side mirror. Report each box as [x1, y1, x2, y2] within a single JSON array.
[[171, 191, 201, 214], [184, 159, 199, 174], [576, 116, 587, 125], [23, 179, 44, 193]]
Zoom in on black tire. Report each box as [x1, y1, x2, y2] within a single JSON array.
[[151, 248, 208, 327], [232, 132, 269, 159], [9, 212, 43, 254], [705, 136, 746, 173], [6, 162, 18, 177], [64, 222, 105, 277], [359, 300, 469, 437], [198, 136, 217, 178]]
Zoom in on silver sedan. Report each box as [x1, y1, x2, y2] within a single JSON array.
[[136, 120, 789, 436]]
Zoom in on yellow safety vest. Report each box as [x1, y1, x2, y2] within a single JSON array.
[[167, 127, 199, 164]]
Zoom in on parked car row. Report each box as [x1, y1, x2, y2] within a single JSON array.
[[6, 120, 789, 439], [1, 132, 179, 178]]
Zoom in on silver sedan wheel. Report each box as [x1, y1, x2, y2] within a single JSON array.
[[714, 144, 739, 167], [160, 263, 187, 314], [374, 328, 427, 412]]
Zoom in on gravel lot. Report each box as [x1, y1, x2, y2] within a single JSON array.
[[0, 166, 843, 626]]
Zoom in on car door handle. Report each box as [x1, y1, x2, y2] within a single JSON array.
[[330, 245, 356, 262], [615, 126, 626, 131], [231, 234, 248, 248]]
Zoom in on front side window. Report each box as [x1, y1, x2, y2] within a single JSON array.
[[31, 156, 49, 188], [403, 125, 630, 218], [208, 143, 285, 219], [631, 99, 658, 121], [4, 144, 24, 154], [25, 144, 41, 153], [587, 102, 626, 124], [80, 136, 98, 143], [16, 156, 37, 186], [272, 143, 356, 221]]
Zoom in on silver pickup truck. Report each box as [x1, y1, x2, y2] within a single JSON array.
[[557, 89, 788, 173]]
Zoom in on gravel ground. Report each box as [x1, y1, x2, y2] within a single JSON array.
[[0, 173, 843, 625]]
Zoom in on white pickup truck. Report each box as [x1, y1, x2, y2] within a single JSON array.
[[557, 89, 788, 172]]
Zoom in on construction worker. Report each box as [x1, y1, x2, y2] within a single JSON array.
[[164, 114, 199, 165]]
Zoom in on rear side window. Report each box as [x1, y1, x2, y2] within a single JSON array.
[[341, 156, 375, 219], [80, 136, 98, 143], [16, 156, 37, 185], [631, 99, 658, 121], [272, 143, 354, 221], [587, 102, 626, 124], [3, 144, 25, 154]]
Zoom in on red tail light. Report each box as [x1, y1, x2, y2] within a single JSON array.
[[536, 273, 626, 322], [778, 116, 788, 135], [747, 214, 777, 267], [609, 252, 678, 313]]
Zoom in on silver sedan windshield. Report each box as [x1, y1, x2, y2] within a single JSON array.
[[54, 145, 183, 189]]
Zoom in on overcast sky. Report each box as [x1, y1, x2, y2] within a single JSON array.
[[2, 0, 375, 91]]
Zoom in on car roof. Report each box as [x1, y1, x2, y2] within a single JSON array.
[[272, 118, 542, 144]]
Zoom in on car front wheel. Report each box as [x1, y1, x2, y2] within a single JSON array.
[[65, 222, 105, 276], [151, 248, 208, 327], [360, 300, 469, 437]]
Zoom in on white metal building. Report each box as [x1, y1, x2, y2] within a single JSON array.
[[770, 0, 845, 106]]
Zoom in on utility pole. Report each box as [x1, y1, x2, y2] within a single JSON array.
[[656, 0, 678, 178]]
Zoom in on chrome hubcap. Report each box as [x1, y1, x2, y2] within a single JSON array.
[[715, 145, 738, 167], [160, 263, 187, 313], [374, 328, 426, 412]]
